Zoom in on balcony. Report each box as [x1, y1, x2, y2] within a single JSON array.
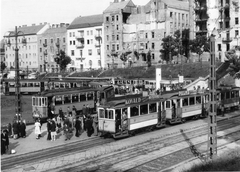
[[95, 34, 102, 40], [95, 43, 101, 48], [195, 17, 208, 22], [76, 43, 84, 48], [222, 37, 232, 43], [75, 34, 84, 40], [194, 4, 207, 11]]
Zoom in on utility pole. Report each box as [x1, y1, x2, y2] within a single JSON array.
[[208, 35, 217, 160]]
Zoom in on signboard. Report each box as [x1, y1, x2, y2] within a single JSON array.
[[156, 68, 162, 90], [179, 75, 184, 83], [125, 97, 142, 105]]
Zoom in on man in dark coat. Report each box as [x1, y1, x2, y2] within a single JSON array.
[[82, 105, 87, 131], [1, 129, 9, 154], [85, 116, 93, 137], [12, 120, 19, 139], [19, 120, 26, 138], [75, 117, 82, 137], [59, 107, 64, 120]]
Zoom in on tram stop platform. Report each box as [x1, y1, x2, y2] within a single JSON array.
[[1, 110, 240, 170]]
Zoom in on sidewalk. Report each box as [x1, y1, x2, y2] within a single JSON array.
[[1, 110, 239, 159]]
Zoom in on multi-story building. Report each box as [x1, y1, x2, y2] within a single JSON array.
[[38, 23, 68, 73], [0, 39, 5, 63], [103, 0, 189, 68], [67, 14, 104, 71], [4, 23, 49, 72]]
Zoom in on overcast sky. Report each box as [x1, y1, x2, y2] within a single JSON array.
[[0, 0, 149, 38]]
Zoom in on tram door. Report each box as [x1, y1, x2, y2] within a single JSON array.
[[40, 82, 45, 92], [4, 82, 9, 95], [158, 101, 166, 126], [115, 109, 122, 133]]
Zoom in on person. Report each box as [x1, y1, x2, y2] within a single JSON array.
[[72, 106, 77, 127], [46, 119, 52, 141], [82, 105, 87, 131], [92, 116, 98, 136], [63, 124, 71, 141], [50, 118, 57, 141], [19, 120, 26, 138], [68, 114, 73, 129], [59, 107, 64, 120], [67, 106, 72, 116], [35, 119, 41, 139], [1, 129, 9, 155], [56, 115, 61, 129], [85, 116, 93, 137], [12, 120, 19, 139], [86, 104, 90, 116], [7, 123, 12, 138], [75, 117, 82, 137], [82, 104, 86, 116], [221, 104, 225, 117]]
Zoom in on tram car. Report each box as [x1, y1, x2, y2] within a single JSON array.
[[97, 89, 209, 138], [32, 86, 114, 121]]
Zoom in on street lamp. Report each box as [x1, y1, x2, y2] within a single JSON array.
[[5, 26, 27, 121]]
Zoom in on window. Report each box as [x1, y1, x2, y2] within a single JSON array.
[[145, 43, 148, 49], [71, 50, 75, 56], [40, 48, 42, 52], [69, 32, 72, 37], [116, 25, 119, 30], [64, 95, 71, 104], [140, 104, 148, 115], [107, 45, 109, 50], [97, 49, 100, 55], [80, 93, 86, 101], [116, 15, 118, 21], [112, 35, 115, 41], [106, 16, 109, 22], [183, 98, 189, 106], [90, 39, 93, 44], [107, 35, 109, 41], [196, 96, 201, 104], [152, 53, 155, 60], [235, 30, 239, 37], [152, 43, 155, 49], [73, 40, 75, 45], [152, 32, 155, 38], [112, 44, 115, 51], [108, 110, 114, 119], [149, 103, 157, 113], [145, 33, 148, 38], [130, 106, 139, 117], [112, 16, 114, 21], [55, 96, 62, 105], [87, 92, 94, 100], [189, 97, 195, 105], [72, 94, 79, 103], [88, 49, 92, 55], [231, 91, 235, 98], [170, 12, 173, 18], [117, 44, 119, 50], [117, 35, 119, 40], [73, 32, 75, 37], [70, 41, 72, 45], [226, 91, 230, 99], [51, 39, 53, 43], [218, 44, 222, 51], [90, 30, 93, 35], [227, 44, 230, 51], [63, 37, 65, 43], [87, 40, 90, 44]]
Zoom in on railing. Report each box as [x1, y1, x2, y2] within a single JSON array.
[[222, 37, 233, 42], [75, 35, 84, 39], [76, 43, 84, 48]]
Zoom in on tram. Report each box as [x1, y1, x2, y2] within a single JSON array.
[[32, 86, 114, 121], [97, 89, 209, 139]]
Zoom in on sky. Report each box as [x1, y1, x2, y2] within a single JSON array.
[[0, 0, 149, 39]]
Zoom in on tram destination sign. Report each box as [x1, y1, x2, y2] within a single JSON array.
[[125, 97, 142, 105]]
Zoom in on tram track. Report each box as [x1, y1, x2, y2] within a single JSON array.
[[47, 116, 240, 172]]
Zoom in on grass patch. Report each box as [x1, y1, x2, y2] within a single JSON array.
[[1, 95, 34, 126], [183, 148, 240, 172]]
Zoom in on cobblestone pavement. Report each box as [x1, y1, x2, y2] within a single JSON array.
[[1, 110, 240, 172]]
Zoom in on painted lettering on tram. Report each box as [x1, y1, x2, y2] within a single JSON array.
[[125, 97, 142, 105]]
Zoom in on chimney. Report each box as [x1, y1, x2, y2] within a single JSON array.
[[60, 23, 65, 27], [44, 22, 47, 25], [32, 24, 36, 26], [52, 24, 55, 28], [66, 23, 70, 27], [19, 26, 21, 28], [56, 24, 59, 28]]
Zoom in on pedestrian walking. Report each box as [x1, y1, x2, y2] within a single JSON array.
[[1, 129, 9, 155], [50, 118, 57, 141], [68, 114, 73, 129], [47, 119, 52, 141], [75, 117, 82, 137], [12, 120, 19, 139], [19, 120, 26, 138], [86, 116, 93, 137], [7, 123, 12, 138], [63, 124, 71, 141], [56, 115, 61, 129], [35, 119, 41, 139], [221, 104, 225, 117], [92, 116, 98, 136], [59, 107, 64, 120], [67, 106, 72, 116]]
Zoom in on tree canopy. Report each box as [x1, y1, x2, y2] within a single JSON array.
[[54, 50, 71, 71], [225, 49, 240, 78], [1, 61, 7, 73], [189, 35, 210, 56]]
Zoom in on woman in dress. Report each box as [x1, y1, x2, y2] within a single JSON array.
[[35, 119, 41, 139]]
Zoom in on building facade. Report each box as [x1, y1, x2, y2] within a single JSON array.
[[103, 0, 189, 68], [38, 23, 68, 73], [0, 39, 5, 63], [4, 23, 49, 72], [67, 14, 104, 71]]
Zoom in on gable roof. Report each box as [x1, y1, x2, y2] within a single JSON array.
[[42, 27, 67, 35], [67, 14, 103, 30], [8, 24, 47, 37], [104, 0, 135, 13]]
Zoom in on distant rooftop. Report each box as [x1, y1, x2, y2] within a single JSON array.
[[104, 0, 135, 13], [7, 24, 47, 37], [145, 0, 189, 12], [68, 14, 103, 30], [42, 27, 67, 35]]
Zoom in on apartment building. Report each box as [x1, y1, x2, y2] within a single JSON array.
[[103, 0, 189, 68], [38, 23, 68, 73], [4, 23, 49, 72], [0, 39, 5, 63], [67, 14, 104, 71]]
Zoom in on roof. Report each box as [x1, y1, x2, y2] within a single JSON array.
[[145, 0, 189, 13], [42, 27, 67, 35], [67, 14, 103, 30], [103, 0, 135, 13], [7, 24, 47, 37]]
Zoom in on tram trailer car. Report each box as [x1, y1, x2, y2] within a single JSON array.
[[32, 86, 114, 121], [97, 89, 209, 139]]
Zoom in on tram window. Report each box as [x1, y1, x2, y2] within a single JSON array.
[[127, 80, 130, 84], [9, 83, 15, 87], [80, 93, 87, 101], [140, 104, 148, 115], [55, 96, 63, 105], [177, 99, 180, 107], [87, 92, 94, 101], [28, 83, 33, 87], [100, 92, 105, 99], [21, 83, 27, 87], [60, 83, 65, 88], [99, 109, 105, 118], [196, 96, 201, 104], [183, 98, 189, 106], [166, 101, 171, 108], [149, 103, 157, 113], [65, 83, 70, 88], [236, 91, 239, 97], [115, 81, 118, 85], [116, 109, 121, 119], [34, 82, 40, 87], [108, 110, 114, 119], [55, 83, 60, 88], [205, 95, 209, 103], [32, 97, 35, 106], [231, 91, 235, 98], [42, 98, 45, 106], [226, 92, 230, 99], [130, 106, 139, 117], [39, 98, 42, 106], [189, 97, 195, 105], [122, 108, 128, 118], [72, 94, 79, 103], [64, 95, 71, 104], [36, 98, 39, 106]]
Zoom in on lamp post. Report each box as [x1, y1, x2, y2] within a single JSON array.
[[6, 26, 27, 121]]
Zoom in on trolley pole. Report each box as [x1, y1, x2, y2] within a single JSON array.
[[208, 35, 217, 159]]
